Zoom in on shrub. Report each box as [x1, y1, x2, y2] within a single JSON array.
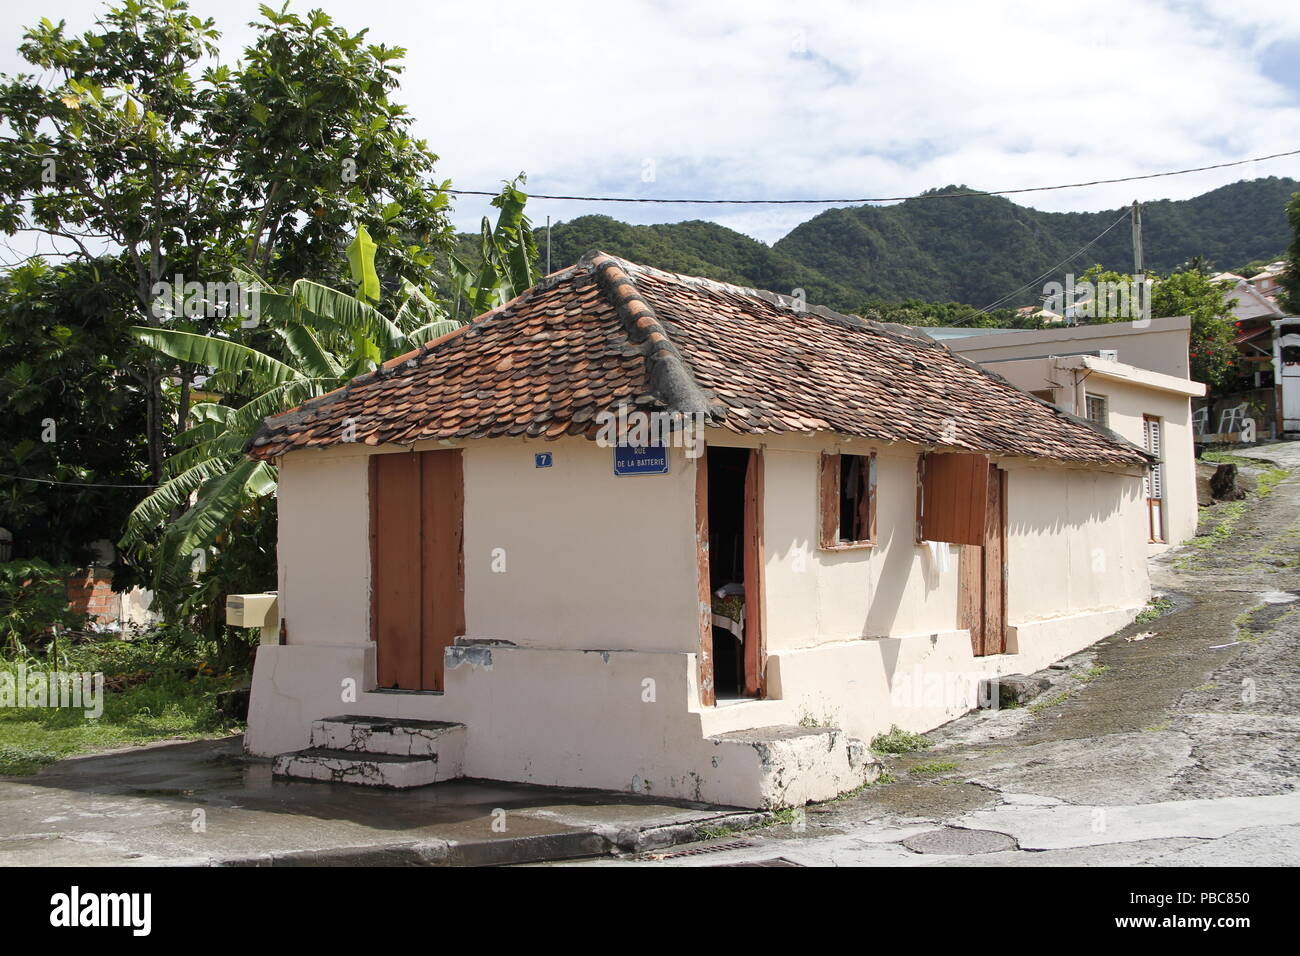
[[871, 724, 934, 754], [0, 559, 86, 655]]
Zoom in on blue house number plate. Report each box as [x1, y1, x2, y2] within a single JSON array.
[[534, 452, 553, 468], [614, 444, 669, 476]]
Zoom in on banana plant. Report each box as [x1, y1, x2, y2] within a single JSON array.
[[448, 174, 541, 318], [121, 227, 461, 590]]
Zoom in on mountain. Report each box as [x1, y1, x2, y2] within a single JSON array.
[[525, 176, 1297, 311], [531, 215, 861, 308]]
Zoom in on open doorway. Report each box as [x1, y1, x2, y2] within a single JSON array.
[[706, 446, 759, 700]]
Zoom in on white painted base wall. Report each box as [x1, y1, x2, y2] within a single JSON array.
[[246, 601, 1139, 808]]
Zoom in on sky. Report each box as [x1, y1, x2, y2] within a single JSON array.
[[2, 0, 1300, 246]]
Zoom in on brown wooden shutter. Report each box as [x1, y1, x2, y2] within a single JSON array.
[[695, 450, 715, 707], [819, 452, 840, 549], [920, 452, 989, 546]]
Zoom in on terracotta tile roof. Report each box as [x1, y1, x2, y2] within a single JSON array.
[[247, 252, 1151, 466]]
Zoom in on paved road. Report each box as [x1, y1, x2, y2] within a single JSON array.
[[571, 443, 1300, 867]]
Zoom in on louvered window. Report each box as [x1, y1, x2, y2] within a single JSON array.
[[1143, 416, 1165, 542]]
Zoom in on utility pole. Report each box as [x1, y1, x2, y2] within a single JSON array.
[[1131, 200, 1144, 275], [546, 215, 552, 274]]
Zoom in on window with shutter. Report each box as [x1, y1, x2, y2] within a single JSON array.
[[1085, 394, 1109, 427], [818, 452, 876, 549], [1144, 417, 1164, 500], [1143, 415, 1165, 543]]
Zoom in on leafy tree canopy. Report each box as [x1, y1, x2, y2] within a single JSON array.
[[0, 0, 455, 480]]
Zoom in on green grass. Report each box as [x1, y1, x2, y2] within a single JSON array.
[[0, 638, 245, 776], [1201, 451, 1257, 467], [1175, 454, 1291, 570], [1028, 690, 1071, 716], [1232, 609, 1266, 645], [1257, 466, 1288, 497], [870, 724, 933, 754], [909, 760, 959, 776], [1175, 501, 1248, 569], [1134, 597, 1173, 625], [1076, 663, 1109, 683]]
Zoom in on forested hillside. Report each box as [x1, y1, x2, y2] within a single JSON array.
[[519, 177, 1297, 310]]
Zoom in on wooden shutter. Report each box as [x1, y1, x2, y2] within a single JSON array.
[[695, 450, 715, 707], [819, 452, 840, 549], [920, 452, 989, 546]]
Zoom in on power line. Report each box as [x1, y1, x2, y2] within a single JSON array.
[[445, 148, 1300, 206], [972, 210, 1133, 317], [0, 473, 156, 489]]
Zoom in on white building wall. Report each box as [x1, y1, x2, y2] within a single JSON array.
[[251, 432, 1150, 808], [462, 437, 699, 653], [275, 450, 371, 646], [763, 443, 958, 652]]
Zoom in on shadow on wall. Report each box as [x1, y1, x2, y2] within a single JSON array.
[[765, 463, 1139, 695]]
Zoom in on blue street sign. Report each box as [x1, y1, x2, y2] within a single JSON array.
[[614, 444, 669, 476]]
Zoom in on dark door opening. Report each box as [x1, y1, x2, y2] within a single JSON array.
[[707, 446, 751, 699]]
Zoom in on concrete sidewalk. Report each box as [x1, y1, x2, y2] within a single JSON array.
[[0, 737, 764, 866]]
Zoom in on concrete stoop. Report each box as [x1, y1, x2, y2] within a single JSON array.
[[705, 725, 879, 809], [272, 716, 466, 788]]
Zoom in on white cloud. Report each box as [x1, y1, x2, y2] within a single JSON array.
[[2, 0, 1299, 248]]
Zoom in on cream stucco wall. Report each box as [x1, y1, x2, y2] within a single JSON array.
[[1079, 376, 1199, 548], [1002, 462, 1150, 623], [251, 429, 1151, 808], [275, 450, 371, 647], [945, 318, 1202, 550], [761, 442, 958, 651], [965, 357, 1199, 550], [271, 436, 698, 653], [463, 437, 698, 653]]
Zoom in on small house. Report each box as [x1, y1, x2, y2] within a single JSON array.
[[243, 253, 1154, 808]]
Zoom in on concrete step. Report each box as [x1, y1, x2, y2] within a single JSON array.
[[310, 715, 465, 758], [273, 747, 451, 789], [705, 725, 880, 809]]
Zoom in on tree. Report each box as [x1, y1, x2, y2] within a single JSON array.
[[120, 227, 460, 597], [122, 173, 540, 610], [858, 299, 1033, 329], [0, 257, 151, 566], [447, 175, 540, 320], [1279, 192, 1300, 315], [1078, 264, 1237, 389], [0, 0, 454, 482]]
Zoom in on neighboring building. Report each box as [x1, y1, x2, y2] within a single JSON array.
[[243, 253, 1154, 809], [1226, 277, 1284, 325], [1210, 278, 1295, 438], [1247, 261, 1288, 299], [941, 316, 1205, 550], [1014, 304, 1064, 324], [1272, 316, 1300, 435]]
